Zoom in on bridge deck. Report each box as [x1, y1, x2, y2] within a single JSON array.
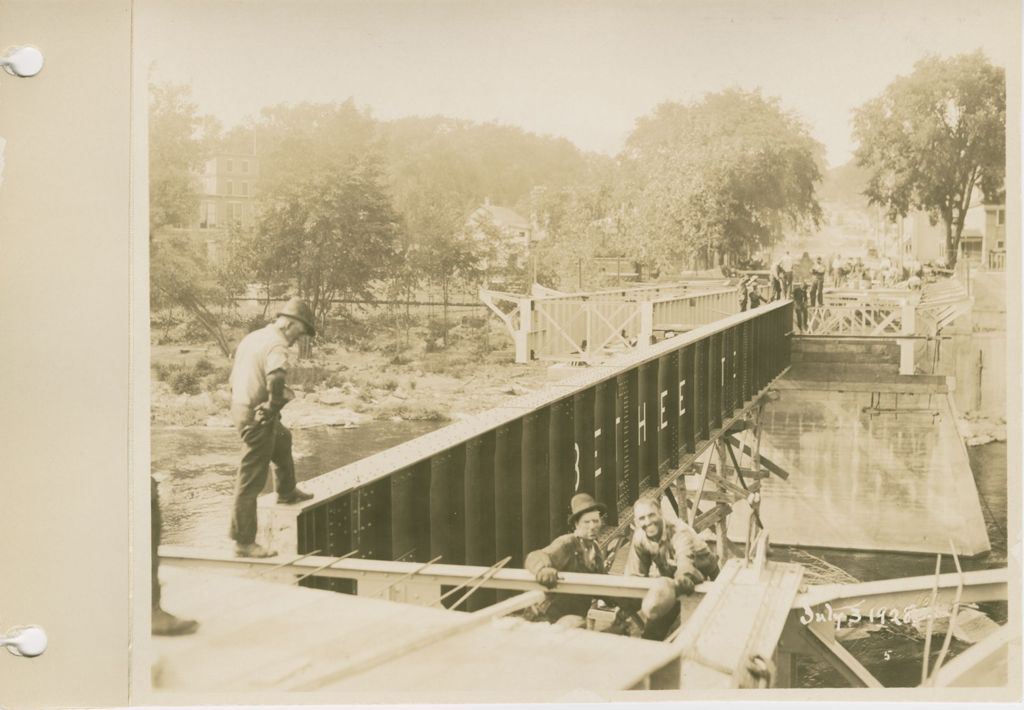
[[152, 566, 681, 699]]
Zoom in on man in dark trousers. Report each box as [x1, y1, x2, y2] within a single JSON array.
[[152, 477, 198, 636], [810, 256, 827, 306], [792, 280, 809, 332], [228, 297, 316, 558]]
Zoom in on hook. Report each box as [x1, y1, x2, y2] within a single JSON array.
[[1, 625, 47, 657], [1, 46, 44, 78]]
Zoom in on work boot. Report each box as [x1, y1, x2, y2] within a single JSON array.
[[234, 542, 277, 558], [152, 607, 199, 636], [277, 487, 314, 505]]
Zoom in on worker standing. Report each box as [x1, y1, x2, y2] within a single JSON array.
[[152, 476, 198, 636], [747, 277, 763, 308], [228, 297, 316, 558], [779, 251, 794, 297], [792, 281, 809, 333], [769, 263, 783, 301], [810, 257, 826, 306]]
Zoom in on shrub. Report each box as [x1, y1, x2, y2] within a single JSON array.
[[169, 369, 201, 395]]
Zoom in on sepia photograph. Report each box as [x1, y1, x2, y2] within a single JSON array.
[[135, 0, 1020, 702]]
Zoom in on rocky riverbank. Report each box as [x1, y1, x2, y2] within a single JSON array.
[[150, 343, 551, 429]]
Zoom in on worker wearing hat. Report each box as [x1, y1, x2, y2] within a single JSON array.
[[227, 297, 316, 558], [524, 492, 617, 626]]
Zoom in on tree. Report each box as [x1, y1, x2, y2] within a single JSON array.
[[401, 188, 484, 348], [252, 158, 402, 333], [622, 90, 824, 273], [151, 236, 233, 356], [853, 52, 1005, 267], [148, 82, 233, 355]]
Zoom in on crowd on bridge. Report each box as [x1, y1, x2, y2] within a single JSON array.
[[736, 249, 937, 333]]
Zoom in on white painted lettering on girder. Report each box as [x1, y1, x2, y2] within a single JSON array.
[[660, 390, 668, 430], [637, 403, 647, 442], [594, 428, 602, 478], [574, 443, 581, 491], [679, 379, 687, 416]]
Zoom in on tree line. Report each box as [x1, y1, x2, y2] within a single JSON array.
[[150, 51, 1005, 356]]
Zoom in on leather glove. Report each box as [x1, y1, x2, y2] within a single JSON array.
[[674, 568, 704, 595], [536, 567, 559, 589], [254, 402, 280, 424]]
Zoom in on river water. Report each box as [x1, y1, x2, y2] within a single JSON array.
[[151, 420, 441, 547], [151, 420, 1007, 688]]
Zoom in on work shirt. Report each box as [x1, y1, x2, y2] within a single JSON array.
[[624, 518, 717, 582], [526, 533, 606, 576], [230, 324, 290, 408], [780, 255, 793, 272], [811, 263, 826, 277], [525, 533, 609, 621]]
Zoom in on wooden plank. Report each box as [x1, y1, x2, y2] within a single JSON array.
[[154, 567, 685, 696], [674, 559, 804, 688], [803, 621, 883, 688]]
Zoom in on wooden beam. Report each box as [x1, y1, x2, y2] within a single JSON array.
[[928, 624, 1012, 687], [286, 590, 548, 691], [803, 621, 883, 688], [794, 568, 1008, 610], [160, 545, 716, 599], [724, 435, 789, 480]]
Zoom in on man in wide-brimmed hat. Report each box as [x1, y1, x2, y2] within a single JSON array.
[[524, 492, 614, 625], [227, 297, 316, 558]]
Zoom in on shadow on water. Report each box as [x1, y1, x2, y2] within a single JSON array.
[[151, 420, 442, 547]]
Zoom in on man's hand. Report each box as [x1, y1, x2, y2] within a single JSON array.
[[674, 568, 704, 596], [254, 402, 281, 424], [536, 567, 559, 589]]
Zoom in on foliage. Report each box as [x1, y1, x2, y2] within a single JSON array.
[[153, 358, 230, 395], [251, 161, 403, 327], [242, 101, 403, 332], [149, 81, 219, 233], [151, 235, 234, 356], [382, 116, 591, 211], [853, 51, 1006, 266], [149, 81, 236, 355], [622, 89, 824, 273], [527, 170, 629, 290]]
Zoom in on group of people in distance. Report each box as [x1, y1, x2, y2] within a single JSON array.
[[523, 492, 720, 641], [738, 252, 835, 333]]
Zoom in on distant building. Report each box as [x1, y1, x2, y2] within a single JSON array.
[[467, 198, 534, 270], [155, 133, 259, 264], [898, 191, 1004, 268]]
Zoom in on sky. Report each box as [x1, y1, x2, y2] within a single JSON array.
[[139, 0, 1019, 168]]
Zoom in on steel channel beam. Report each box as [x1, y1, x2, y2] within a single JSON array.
[[793, 568, 1008, 610], [159, 545, 692, 599], [263, 302, 793, 565]]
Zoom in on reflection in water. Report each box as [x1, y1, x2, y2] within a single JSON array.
[[151, 420, 441, 547], [755, 390, 989, 556]]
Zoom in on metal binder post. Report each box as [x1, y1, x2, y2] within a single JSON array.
[[0, 625, 47, 657], [0, 46, 44, 78]]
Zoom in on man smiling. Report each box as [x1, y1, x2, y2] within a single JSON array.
[[624, 495, 720, 639]]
